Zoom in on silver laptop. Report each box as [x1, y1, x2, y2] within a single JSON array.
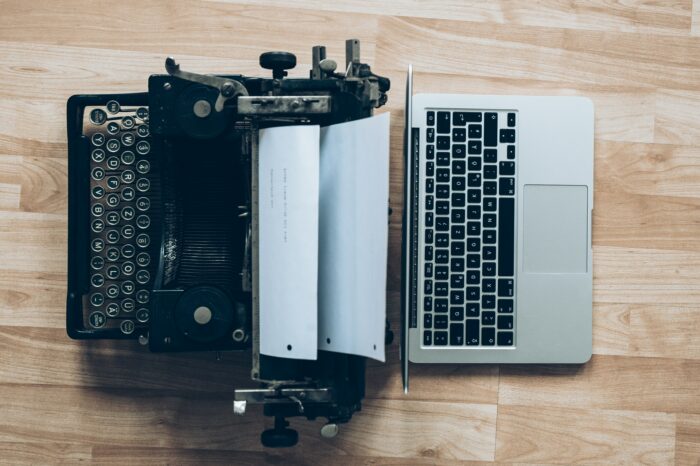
[[401, 66, 593, 387]]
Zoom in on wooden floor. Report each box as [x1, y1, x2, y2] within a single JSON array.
[[1, 0, 700, 464]]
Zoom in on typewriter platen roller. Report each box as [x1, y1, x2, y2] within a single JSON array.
[[66, 40, 390, 447]]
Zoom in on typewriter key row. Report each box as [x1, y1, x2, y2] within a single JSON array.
[[85, 102, 156, 335]]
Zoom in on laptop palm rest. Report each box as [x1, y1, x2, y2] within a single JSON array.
[[523, 185, 589, 274]]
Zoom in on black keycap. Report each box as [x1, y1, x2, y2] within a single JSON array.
[[482, 311, 495, 325], [426, 212, 434, 227], [467, 287, 479, 301], [468, 157, 481, 171], [450, 307, 464, 321], [435, 299, 448, 312], [482, 295, 496, 309], [437, 136, 450, 150], [507, 145, 515, 159], [426, 179, 434, 193], [484, 215, 496, 229], [497, 331, 514, 346], [485, 112, 498, 146], [468, 124, 482, 139], [467, 189, 481, 204], [498, 279, 514, 297], [423, 331, 432, 345], [499, 177, 515, 195], [436, 249, 449, 263], [452, 193, 466, 207], [467, 270, 480, 284], [451, 225, 465, 239], [484, 181, 497, 196], [451, 209, 465, 223], [452, 177, 466, 191], [451, 241, 465, 255], [437, 111, 451, 133], [468, 173, 481, 187], [484, 149, 497, 163], [466, 303, 479, 317], [507, 112, 516, 127], [436, 184, 450, 199], [427, 111, 435, 126], [435, 282, 448, 296], [498, 315, 513, 330], [499, 129, 515, 143], [468, 140, 481, 154], [483, 197, 497, 212], [498, 299, 514, 313], [483, 230, 496, 244], [436, 169, 450, 182], [482, 327, 496, 346], [467, 237, 480, 252], [435, 266, 448, 280], [467, 221, 480, 236], [466, 319, 480, 345], [482, 278, 496, 293], [424, 262, 433, 278], [467, 205, 481, 219], [483, 246, 496, 261], [435, 314, 448, 329], [453, 128, 466, 142], [436, 217, 449, 231], [482, 262, 496, 276], [425, 195, 434, 210], [454, 112, 481, 125], [450, 290, 464, 305], [451, 257, 465, 272], [437, 201, 450, 214], [437, 152, 450, 166], [434, 331, 448, 346], [427, 127, 435, 143], [452, 161, 466, 178], [436, 233, 449, 247], [484, 165, 497, 180], [498, 198, 515, 277], [452, 144, 466, 158], [425, 246, 434, 261], [424, 279, 433, 294], [451, 274, 465, 288], [499, 161, 515, 176], [425, 229, 434, 244], [450, 323, 465, 345], [426, 145, 435, 159], [467, 254, 480, 268], [424, 313, 433, 328], [426, 161, 434, 176]]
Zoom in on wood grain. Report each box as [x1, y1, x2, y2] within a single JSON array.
[[0, 0, 699, 464]]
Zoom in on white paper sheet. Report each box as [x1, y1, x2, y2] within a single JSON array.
[[258, 125, 320, 360], [318, 113, 390, 362]]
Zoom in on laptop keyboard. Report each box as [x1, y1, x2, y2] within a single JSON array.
[[421, 109, 516, 347]]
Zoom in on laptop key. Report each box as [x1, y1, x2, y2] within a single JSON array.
[[482, 294, 496, 309], [482, 327, 495, 346], [452, 144, 466, 158], [499, 129, 515, 143], [435, 299, 448, 312], [454, 112, 481, 125], [466, 253, 479, 268], [466, 303, 479, 317], [427, 111, 435, 126], [499, 177, 515, 195], [450, 307, 464, 320], [485, 112, 498, 146], [498, 198, 515, 276], [450, 274, 464, 288], [466, 319, 480, 345], [499, 161, 515, 176], [482, 311, 496, 325], [498, 299, 514, 313], [497, 331, 514, 346], [498, 315, 513, 330], [507, 112, 516, 127], [437, 111, 451, 133], [450, 323, 465, 345], [423, 331, 432, 345], [437, 136, 450, 150], [427, 127, 435, 143], [468, 124, 482, 139], [424, 313, 433, 328], [435, 314, 448, 329], [498, 278, 514, 297], [435, 266, 448, 280], [434, 331, 448, 346], [482, 278, 496, 293], [453, 128, 466, 142], [484, 149, 497, 163], [427, 145, 435, 159]]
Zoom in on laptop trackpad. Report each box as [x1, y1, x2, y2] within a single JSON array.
[[523, 185, 589, 273]]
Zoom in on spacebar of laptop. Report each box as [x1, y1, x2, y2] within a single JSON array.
[[498, 198, 514, 276]]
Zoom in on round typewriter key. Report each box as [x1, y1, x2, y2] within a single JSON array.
[[91, 256, 104, 270], [135, 269, 150, 285], [89, 108, 107, 125], [136, 252, 150, 267], [106, 265, 120, 280], [106, 156, 120, 170], [106, 284, 119, 298], [121, 224, 135, 239], [105, 211, 119, 226], [106, 138, 120, 153], [107, 121, 120, 135], [121, 298, 135, 313], [106, 247, 120, 262], [106, 302, 119, 317], [136, 197, 150, 211], [136, 233, 150, 248], [121, 244, 135, 259], [121, 132, 135, 147], [121, 186, 135, 202], [91, 167, 105, 181], [121, 206, 135, 221], [106, 100, 120, 114], [90, 292, 104, 306], [136, 178, 150, 192], [105, 193, 120, 208], [90, 273, 104, 287], [136, 308, 149, 323], [136, 289, 149, 304], [136, 160, 150, 174], [106, 229, 120, 244], [121, 170, 135, 184], [136, 215, 150, 229], [106, 176, 120, 190], [91, 203, 104, 217], [136, 124, 149, 137], [91, 133, 105, 146], [136, 107, 149, 120], [121, 150, 135, 165], [121, 116, 135, 129], [91, 185, 105, 199], [121, 280, 135, 295], [90, 238, 104, 253], [121, 261, 135, 276], [89, 311, 106, 328], [91, 148, 106, 163], [91, 219, 104, 233], [120, 319, 135, 334], [136, 140, 150, 155]]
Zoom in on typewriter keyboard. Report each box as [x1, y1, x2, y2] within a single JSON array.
[[420, 109, 517, 348], [85, 101, 157, 335]]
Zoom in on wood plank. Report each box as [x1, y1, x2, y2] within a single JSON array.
[[676, 414, 700, 466], [0, 183, 20, 210], [693, 0, 700, 35], [0, 271, 66, 328], [0, 211, 65, 274], [0, 442, 92, 465], [495, 405, 676, 464], [655, 89, 700, 146], [592, 303, 630, 356], [498, 355, 700, 414], [19, 157, 66, 214], [629, 305, 700, 360]]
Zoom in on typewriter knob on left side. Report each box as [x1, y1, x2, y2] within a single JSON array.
[[259, 51, 296, 79]]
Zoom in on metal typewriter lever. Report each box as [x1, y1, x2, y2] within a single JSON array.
[[164, 57, 249, 112]]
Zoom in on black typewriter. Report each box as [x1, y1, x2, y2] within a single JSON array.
[[66, 39, 390, 447]]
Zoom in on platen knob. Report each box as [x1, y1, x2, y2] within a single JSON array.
[[259, 51, 297, 79]]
